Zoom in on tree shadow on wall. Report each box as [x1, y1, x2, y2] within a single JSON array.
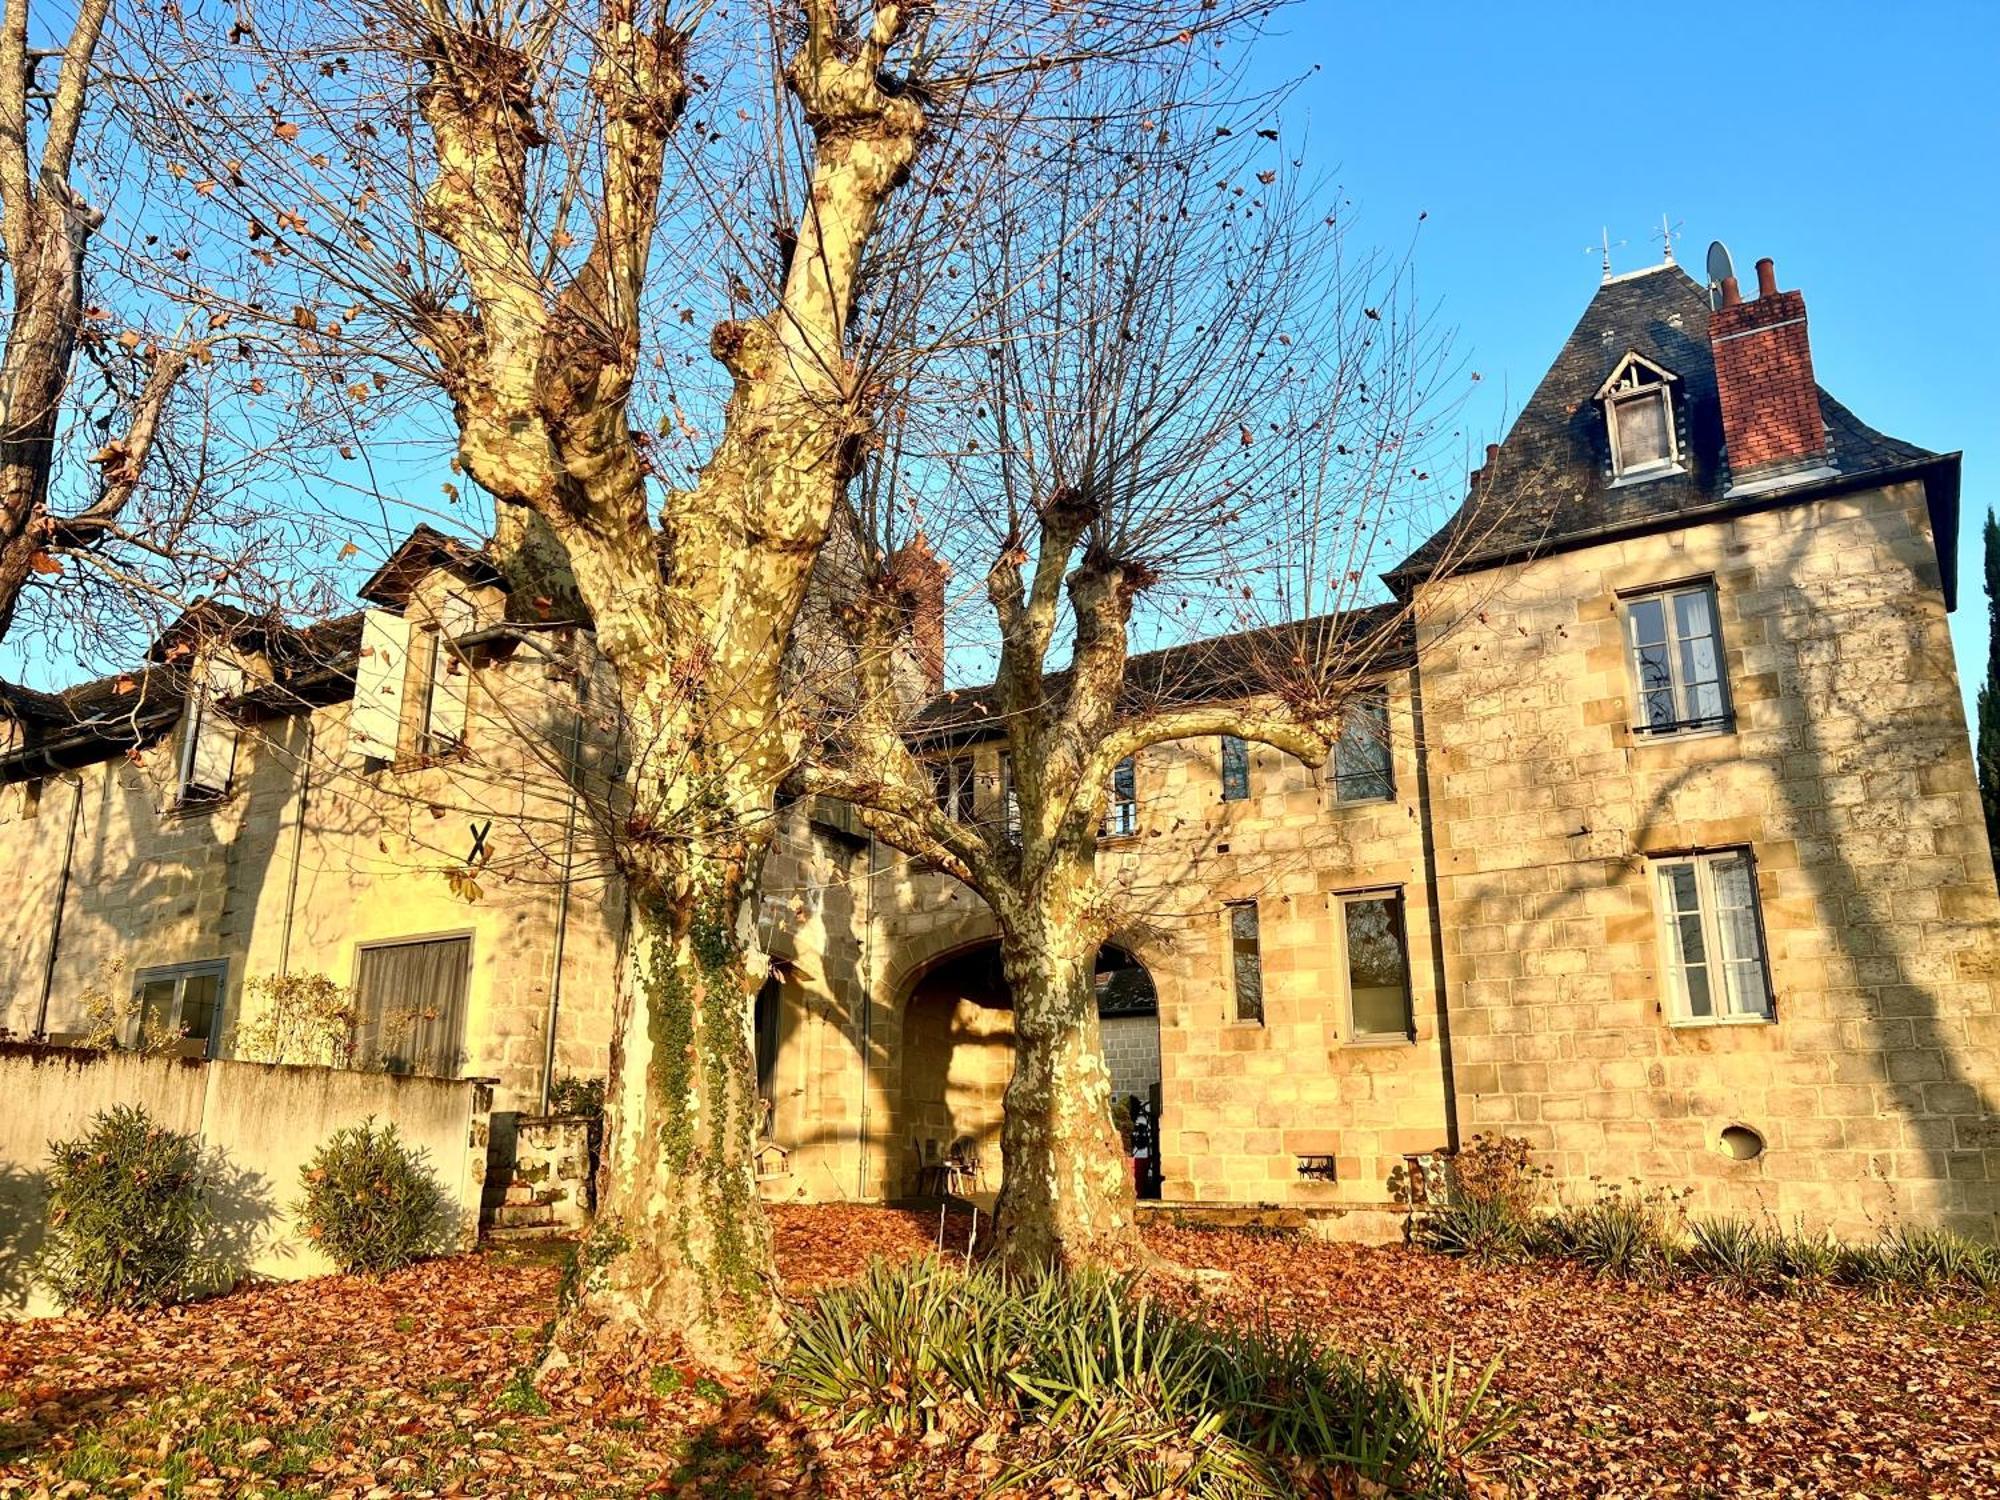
[[0, 1161, 46, 1312]]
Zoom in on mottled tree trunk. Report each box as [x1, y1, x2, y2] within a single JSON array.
[[991, 887, 1141, 1271], [557, 845, 781, 1374]]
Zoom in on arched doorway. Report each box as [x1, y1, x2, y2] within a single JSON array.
[[897, 943, 1163, 1201]]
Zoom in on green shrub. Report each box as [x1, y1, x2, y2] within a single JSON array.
[[1411, 1195, 1529, 1265], [782, 1256, 1515, 1498], [37, 1104, 211, 1312], [1842, 1225, 2000, 1300], [295, 1120, 451, 1275], [546, 1075, 605, 1119], [1406, 1134, 1542, 1265], [1686, 1216, 1780, 1296], [1539, 1184, 1682, 1283]]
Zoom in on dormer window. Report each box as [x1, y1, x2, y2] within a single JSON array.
[[1597, 352, 1681, 481], [177, 657, 244, 803]]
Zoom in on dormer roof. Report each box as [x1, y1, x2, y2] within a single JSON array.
[[358, 524, 505, 609]]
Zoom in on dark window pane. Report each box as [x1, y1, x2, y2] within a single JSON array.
[[136, 979, 178, 1049], [1333, 694, 1392, 803], [1228, 902, 1263, 1024], [1220, 736, 1250, 801], [1345, 897, 1412, 1037], [1615, 390, 1671, 468], [1105, 757, 1138, 837]]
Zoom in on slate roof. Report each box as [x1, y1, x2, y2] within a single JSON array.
[[1389, 264, 1960, 602], [912, 601, 1413, 742]]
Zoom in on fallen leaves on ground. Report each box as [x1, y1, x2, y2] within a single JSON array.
[[0, 1205, 1993, 1497]]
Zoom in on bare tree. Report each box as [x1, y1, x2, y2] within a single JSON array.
[[794, 65, 1496, 1269], [0, 0, 204, 651], [123, 0, 1259, 1367]]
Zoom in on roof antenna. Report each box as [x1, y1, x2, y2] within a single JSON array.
[[1588, 227, 1627, 283], [1660, 213, 1683, 265]]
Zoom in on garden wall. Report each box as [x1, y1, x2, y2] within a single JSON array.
[[0, 1044, 492, 1317]]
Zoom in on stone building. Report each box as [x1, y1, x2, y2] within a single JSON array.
[[4, 251, 1996, 1241]]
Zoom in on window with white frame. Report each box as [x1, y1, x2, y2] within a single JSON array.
[[1220, 735, 1251, 802], [1226, 900, 1264, 1024], [133, 960, 227, 1056], [1103, 756, 1138, 838], [1337, 890, 1414, 1040], [421, 592, 475, 756], [1652, 850, 1772, 1023], [1625, 583, 1730, 736], [1599, 354, 1680, 480], [996, 752, 1022, 840], [178, 658, 245, 803], [1332, 690, 1393, 804], [931, 754, 975, 823]]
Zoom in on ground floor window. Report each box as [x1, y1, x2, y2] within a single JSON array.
[[352, 935, 472, 1075], [1337, 891, 1413, 1040], [1653, 850, 1771, 1022], [133, 960, 227, 1056], [1226, 900, 1264, 1024]]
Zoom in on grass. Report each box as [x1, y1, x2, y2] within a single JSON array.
[[50, 1383, 343, 1499], [781, 1255, 1515, 1498]]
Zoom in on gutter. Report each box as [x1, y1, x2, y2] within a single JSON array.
[[277, 716, 316, 977], [538, 646, 588, 1115]]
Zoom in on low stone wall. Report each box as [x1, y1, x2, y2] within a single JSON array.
[[487, 1114, 594, 1237], [0, 1044, 492, 1317]]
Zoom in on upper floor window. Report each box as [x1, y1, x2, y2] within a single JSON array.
[[1597, 352, 1680, 480], [1226, 900, 1264, 1024], [1652, 850, 1771, 1024], [1220, 735, 1250, 802], [1332, 690, 1393, 804], [931, 754, 975, 823], [421, 592, 475, 756], [1338, 891, 1413, 1042], [1625, 583, 1730, 737], [1103, 756, 1139, 838], [997, 752, 1022, 840], [178, 658, 244, 803]]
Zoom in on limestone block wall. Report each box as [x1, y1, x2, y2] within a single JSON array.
[[1101, 1013, 1161, 1105], [1415, 480, 2000, 1239], [0, 594, 626, 1117]]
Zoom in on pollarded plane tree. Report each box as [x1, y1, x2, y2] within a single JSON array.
[[796, 63, 1500, 1270], [120, 0, 1267, 1368]]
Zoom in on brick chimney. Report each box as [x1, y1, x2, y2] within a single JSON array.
[[887, 535, 947, 694], [1707, 255, 1828, 489]]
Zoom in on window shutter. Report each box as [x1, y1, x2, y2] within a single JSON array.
[[425, 594, 475, 750], [350, 609, 410, 759], [182, 659, 244, 797]]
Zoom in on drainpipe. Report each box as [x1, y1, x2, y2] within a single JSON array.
[[33, 774, 84, 1040], [537, 644, 588, 1116], [276, 716, 316, 977], [1408, 662, 1461, 1154], [857, 829, 876, 1201]]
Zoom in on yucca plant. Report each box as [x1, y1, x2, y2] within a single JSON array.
[[1686, 1216, 1780, 1297], [781, 1256, 1517, 1497], [1542, 1185, 1681, 1283]]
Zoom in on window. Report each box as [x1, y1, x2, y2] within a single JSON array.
[[997, 753, 1022, 840], [931, 755, 975, 823], [133, 960, 227, 1057], [352, 935, 471, 1075], [178, 658, 244, 802], [1226, 900, 1263, 1024], [1653, 851, 1771, 1023], [421, 593, 475, 755], [1625, 584, 1730, 736], [1220, 735, 1250, 802], [1103, 756, 1138, 838], [1338, 892, 1413, 1041], [1599, 353, 1680, 480], [1332, 691, 1393, 803]]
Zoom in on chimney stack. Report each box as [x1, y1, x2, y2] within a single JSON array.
[[1707, 254, 1827, 487], [887, 535, 948, 695]]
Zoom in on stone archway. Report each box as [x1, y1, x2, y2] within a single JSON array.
[[894, 941, 1163, 1201]]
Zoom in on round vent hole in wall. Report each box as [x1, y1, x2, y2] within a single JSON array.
[[1719, 1125, 1766, 1161]]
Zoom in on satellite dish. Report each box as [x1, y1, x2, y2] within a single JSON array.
[[1706, 241, 1736, 310]]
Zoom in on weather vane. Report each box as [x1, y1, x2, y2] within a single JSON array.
[[1588, 227, 1628, 283], [1660, 213, 1683, 265]]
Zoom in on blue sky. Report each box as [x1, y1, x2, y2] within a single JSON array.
[[1255, 0, 1998, 731]]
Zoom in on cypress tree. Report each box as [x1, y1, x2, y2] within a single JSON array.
[[1978, 512, 2000, 881]]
